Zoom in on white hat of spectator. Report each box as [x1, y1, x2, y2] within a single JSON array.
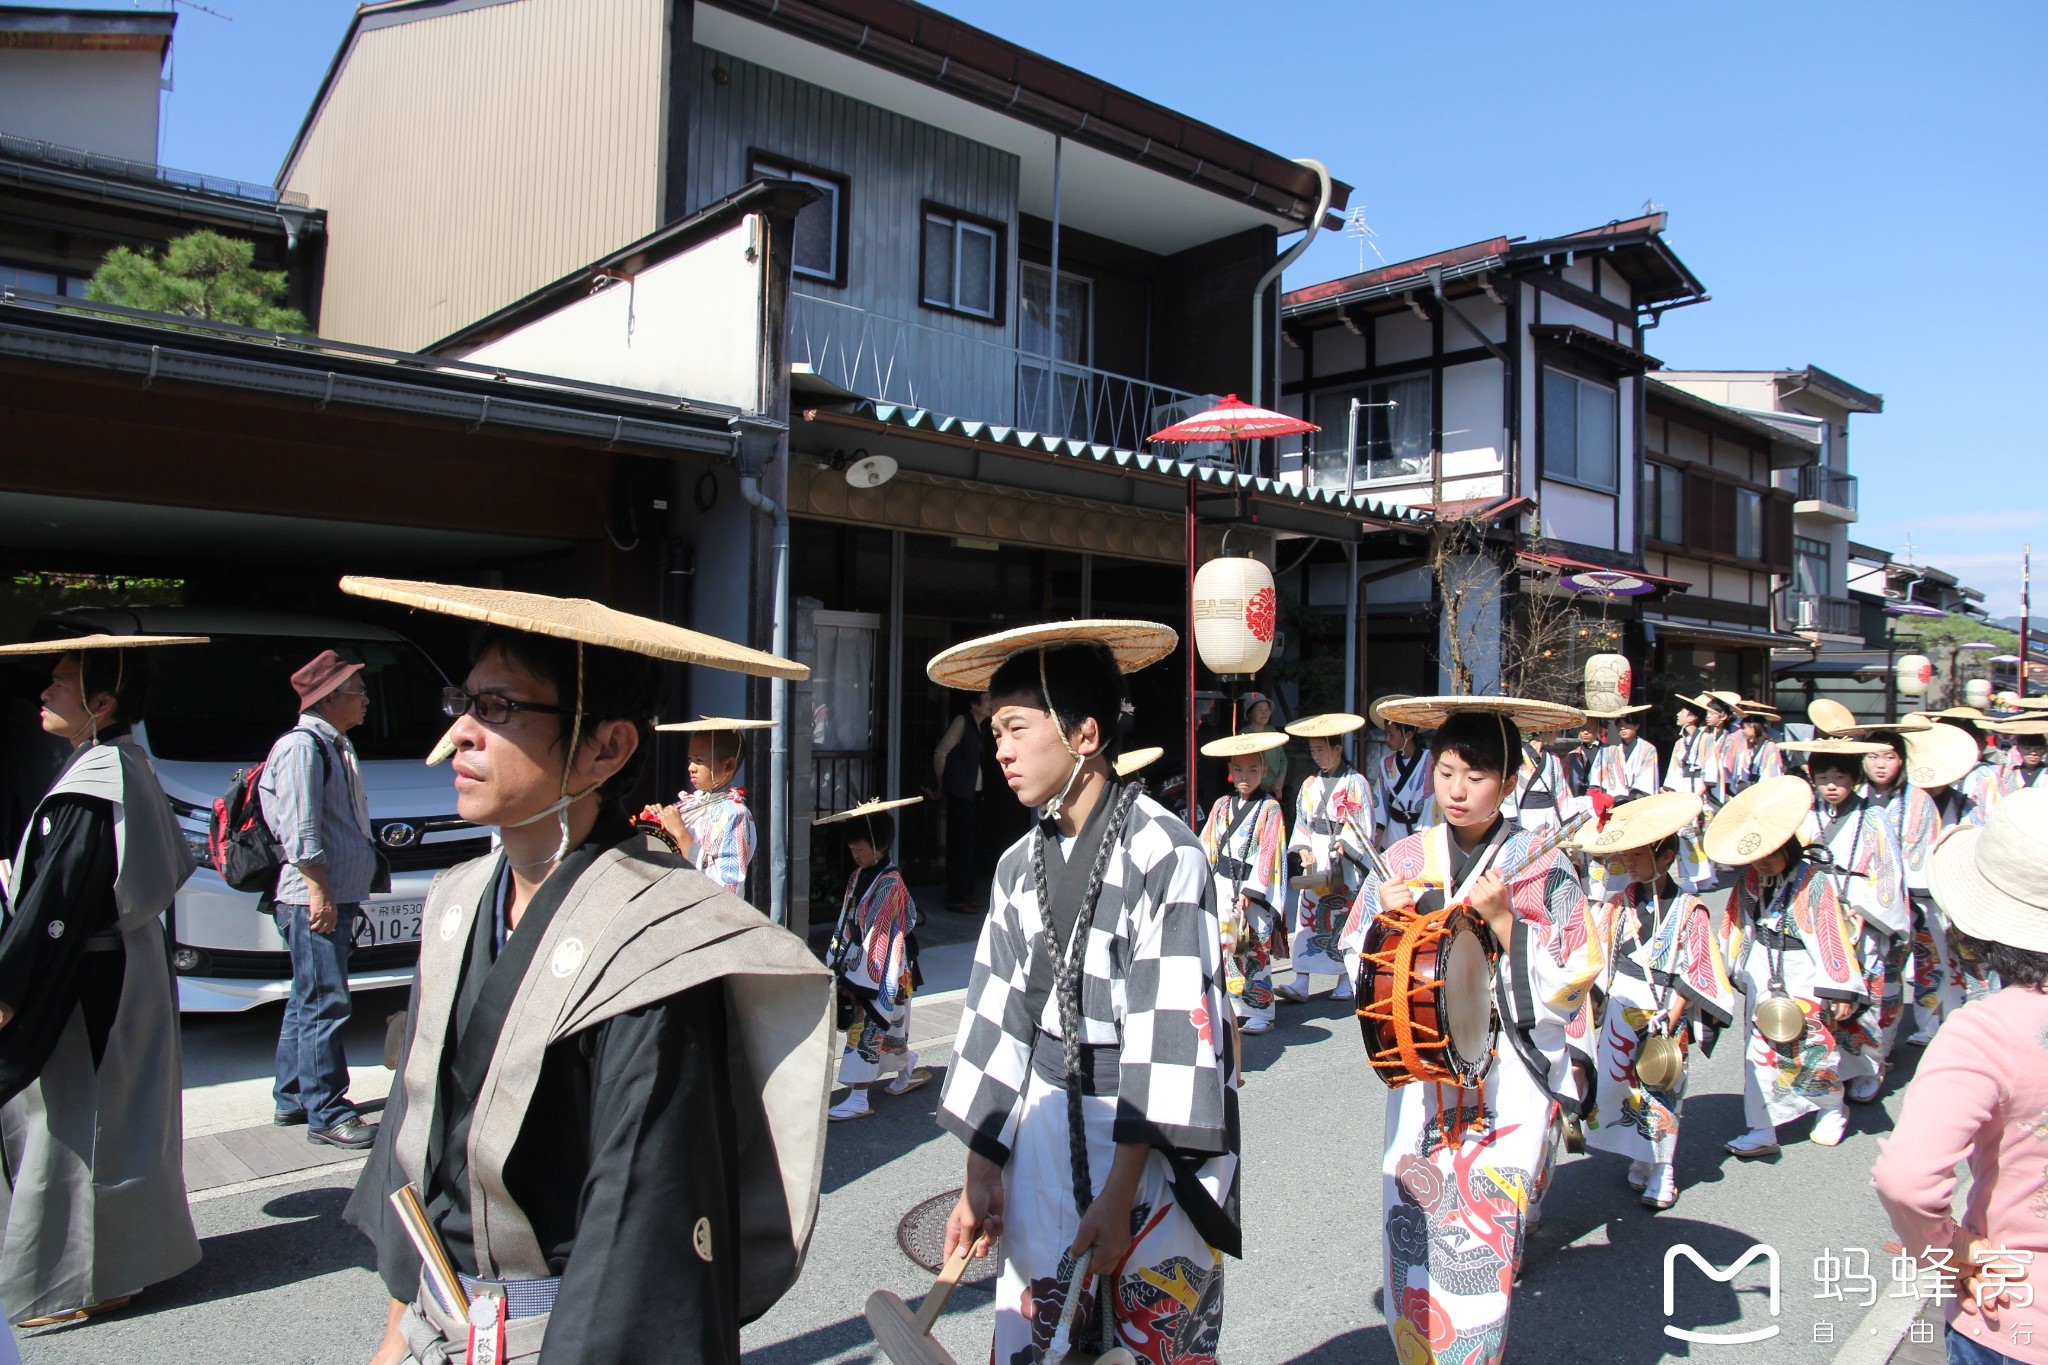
[[1928, 788, 2048, 953]]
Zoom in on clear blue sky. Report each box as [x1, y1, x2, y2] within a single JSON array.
[[112, 0, 2048, 617]]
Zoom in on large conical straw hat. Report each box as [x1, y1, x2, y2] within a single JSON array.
[[340, 577, 807, 678], [1284, 712, 1365, 738], [1114, 746, 1163, 778], [926, 619, 1177, 691], [656, 716, 775, 732], [1808, 698, 1858, 733], [1705, 775, 1815, 866], [812, 795, 922, 826], [1904, 722, 1981, 789], [0, 633, 207, 654], [1202, 731, 1288, 758], [1984, 717, 2048, 737], [1372, 694, 1585, 733], [1571, 791, 1701, 856], [1584, 704, 1651, 719], [1777, 737, 1888, 756], [2010, 696, 2048, 711]]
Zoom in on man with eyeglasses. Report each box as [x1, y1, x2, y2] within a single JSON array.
[[258, 649, 380, 1150]]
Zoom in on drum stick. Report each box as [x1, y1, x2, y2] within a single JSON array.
[[390, 1183, 469, 1316]]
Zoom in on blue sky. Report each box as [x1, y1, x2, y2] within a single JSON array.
[[111, 0, 2048, 616]]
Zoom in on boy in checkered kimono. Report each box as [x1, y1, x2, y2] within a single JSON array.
[[934, 626, 1238, 1365]]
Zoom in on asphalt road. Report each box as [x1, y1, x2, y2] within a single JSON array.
[[17, 978, 1932, 1364]]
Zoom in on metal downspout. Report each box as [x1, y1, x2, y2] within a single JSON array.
[[737, 471, 791, 926], [1250, 160, 1334, 463]]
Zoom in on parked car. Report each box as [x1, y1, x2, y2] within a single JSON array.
[[37, 607, 487, 1011]]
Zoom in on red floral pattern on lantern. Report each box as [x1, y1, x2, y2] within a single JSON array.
[[1245, 586, 1277, 643], [1617, 662, 1633, 703]]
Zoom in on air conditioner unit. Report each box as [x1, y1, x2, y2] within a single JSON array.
[[1796, 597, 1817, 631]]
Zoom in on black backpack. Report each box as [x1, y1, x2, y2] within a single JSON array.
[[209, 733, 331, 896]]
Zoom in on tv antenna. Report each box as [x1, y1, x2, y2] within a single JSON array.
[[1344, 206, 1384, 272]]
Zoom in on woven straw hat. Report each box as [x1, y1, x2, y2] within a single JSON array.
[[656, 716, 774, 732], [1372, 694, 1586, 732], [1285, 712, 1365, 738], [340, 577, 807, 679], [1826, 717, 1932, 739], [1114, 746, 1163, 778], [1807, 698, 1857, 733], [1902, 722, 1981, 789], [1584, 704, 1651, 719], [1928, 789, 2048, 952], [1674, 692, 1715, 713], [1983, 717, 2048, 737], [1368, 694, 1416, 728], [926, 619, 1177, 691], [0, 633, 207, 654], [1203, 730, 1288, 759], [812, 794, 923, 826], [2010, 696, 2048, 711], [1917, 705, 1988, 722], [1777, 737, 1888, 756], [1704, 775, 1815, 866], [1571, 791, 1701, 856]]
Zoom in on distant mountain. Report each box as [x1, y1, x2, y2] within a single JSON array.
[[1989, 616, 2027, 631]]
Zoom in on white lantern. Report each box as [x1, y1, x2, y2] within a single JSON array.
[[1584, 653, 1632, 713], [1895, 654, 1933, 698], [1192, 555, 1277, 676], [1965, 678, 1993, 709]]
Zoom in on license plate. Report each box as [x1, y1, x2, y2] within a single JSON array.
[[358, 901, 424, 948]]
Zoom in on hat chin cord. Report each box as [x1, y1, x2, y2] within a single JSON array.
[[1038, 649, 1090, 823], [504, 643, 598, 870]]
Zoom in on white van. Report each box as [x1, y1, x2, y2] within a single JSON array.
[[39, 607, 487, 1011]]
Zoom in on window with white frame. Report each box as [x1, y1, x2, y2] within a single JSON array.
[[1305, 374, 1431, 485], [921, 207, 1002, 321], [1542, 368, 1618, 490], [748, 153, 848, 285], [1643, 461, 1684, 542]]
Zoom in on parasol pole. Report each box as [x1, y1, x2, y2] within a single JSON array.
[[1187, 477, 1198, 825], [2022, 542, 2032, 700]]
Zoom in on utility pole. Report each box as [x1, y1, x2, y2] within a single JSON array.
[[2022, 543, 2032, 700]]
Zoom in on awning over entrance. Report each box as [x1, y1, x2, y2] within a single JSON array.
[[1651, 619, 1813, 651]]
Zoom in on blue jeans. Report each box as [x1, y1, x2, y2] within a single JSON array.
[[272, 902, 358, 1131], [1949, 1324, 2020, 1364]]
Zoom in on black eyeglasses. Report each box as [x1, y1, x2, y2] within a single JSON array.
[[442, 686, 576, 726]]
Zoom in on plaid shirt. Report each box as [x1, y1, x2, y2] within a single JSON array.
[[938, 791, 1234, 1167]]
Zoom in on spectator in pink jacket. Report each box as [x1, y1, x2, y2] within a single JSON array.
[[1872, 788, 2048, 1365]]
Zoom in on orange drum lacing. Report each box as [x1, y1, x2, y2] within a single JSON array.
[[1356, 904, 1492, 1149]]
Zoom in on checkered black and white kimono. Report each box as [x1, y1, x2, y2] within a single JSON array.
[[939, 786, 1238, 1365]]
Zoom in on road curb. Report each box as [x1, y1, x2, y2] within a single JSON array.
[[1829, 1286, 1927, 1365]]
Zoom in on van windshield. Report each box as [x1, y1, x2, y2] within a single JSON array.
[[143, 635, 450, 763]]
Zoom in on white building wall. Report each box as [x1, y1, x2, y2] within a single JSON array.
[[1376, 311, 1431, 364], [0, 48, 162, 162], [1442, 358, 1504, 474], [1537, 480, 1615, 549]]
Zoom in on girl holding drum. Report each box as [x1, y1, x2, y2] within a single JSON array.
[[1360, 697, 1604, 1365]]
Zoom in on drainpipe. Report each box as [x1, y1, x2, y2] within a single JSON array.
[[1250, 160, 1334, 468], [736, 439, 793, 926]]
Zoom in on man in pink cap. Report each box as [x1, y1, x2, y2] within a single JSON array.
[[258, 649, 379, 1149]]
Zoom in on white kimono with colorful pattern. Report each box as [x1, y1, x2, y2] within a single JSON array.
[[1502, 744, 1575, 835], [1584, 881, 1736, 1167], [828, 862, 917, 1085], [1287, 765, 1373, 982], [1730, 861, 1866, 1126], [1865, 780, 1959, 1032], [1374, 745, 1432, 849], [1953, 759, 2009, 826], [1662, 728, 1723, 892], [1200, 792, 1287, 1029], [1800, 797, 1907, 1081], [679, 788, 755, 897], [1364, 821, 1603, 1365], [939, 789, 1237, 1365], [1587, 738, 1660, 802], [1720, 736, 1785, 799]]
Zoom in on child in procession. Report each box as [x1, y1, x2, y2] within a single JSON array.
[[820, 797, 927, 1121], [1573, 791, 1737, 1210], [1200, 732, 1289, 1034], [1277, 713, 1376, 1004]]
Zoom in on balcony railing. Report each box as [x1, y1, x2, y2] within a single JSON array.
[[1797, 465, 1858, 512], [788, 293, 1215, 459], [1781, 589, 1862, 636]]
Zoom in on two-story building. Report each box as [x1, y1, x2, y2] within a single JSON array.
[[1656, 365, 1884, 715], [1278, 214, 1709, 705], [0, 6, 324, 319], [278, 0, 1426, 909]]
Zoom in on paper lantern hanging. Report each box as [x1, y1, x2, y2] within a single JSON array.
[[1583, 653, 1632, 713], [1965, 678, 1993, 709], [1895, 654, 1933, 698], [1192, 555, 1277, 676]]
